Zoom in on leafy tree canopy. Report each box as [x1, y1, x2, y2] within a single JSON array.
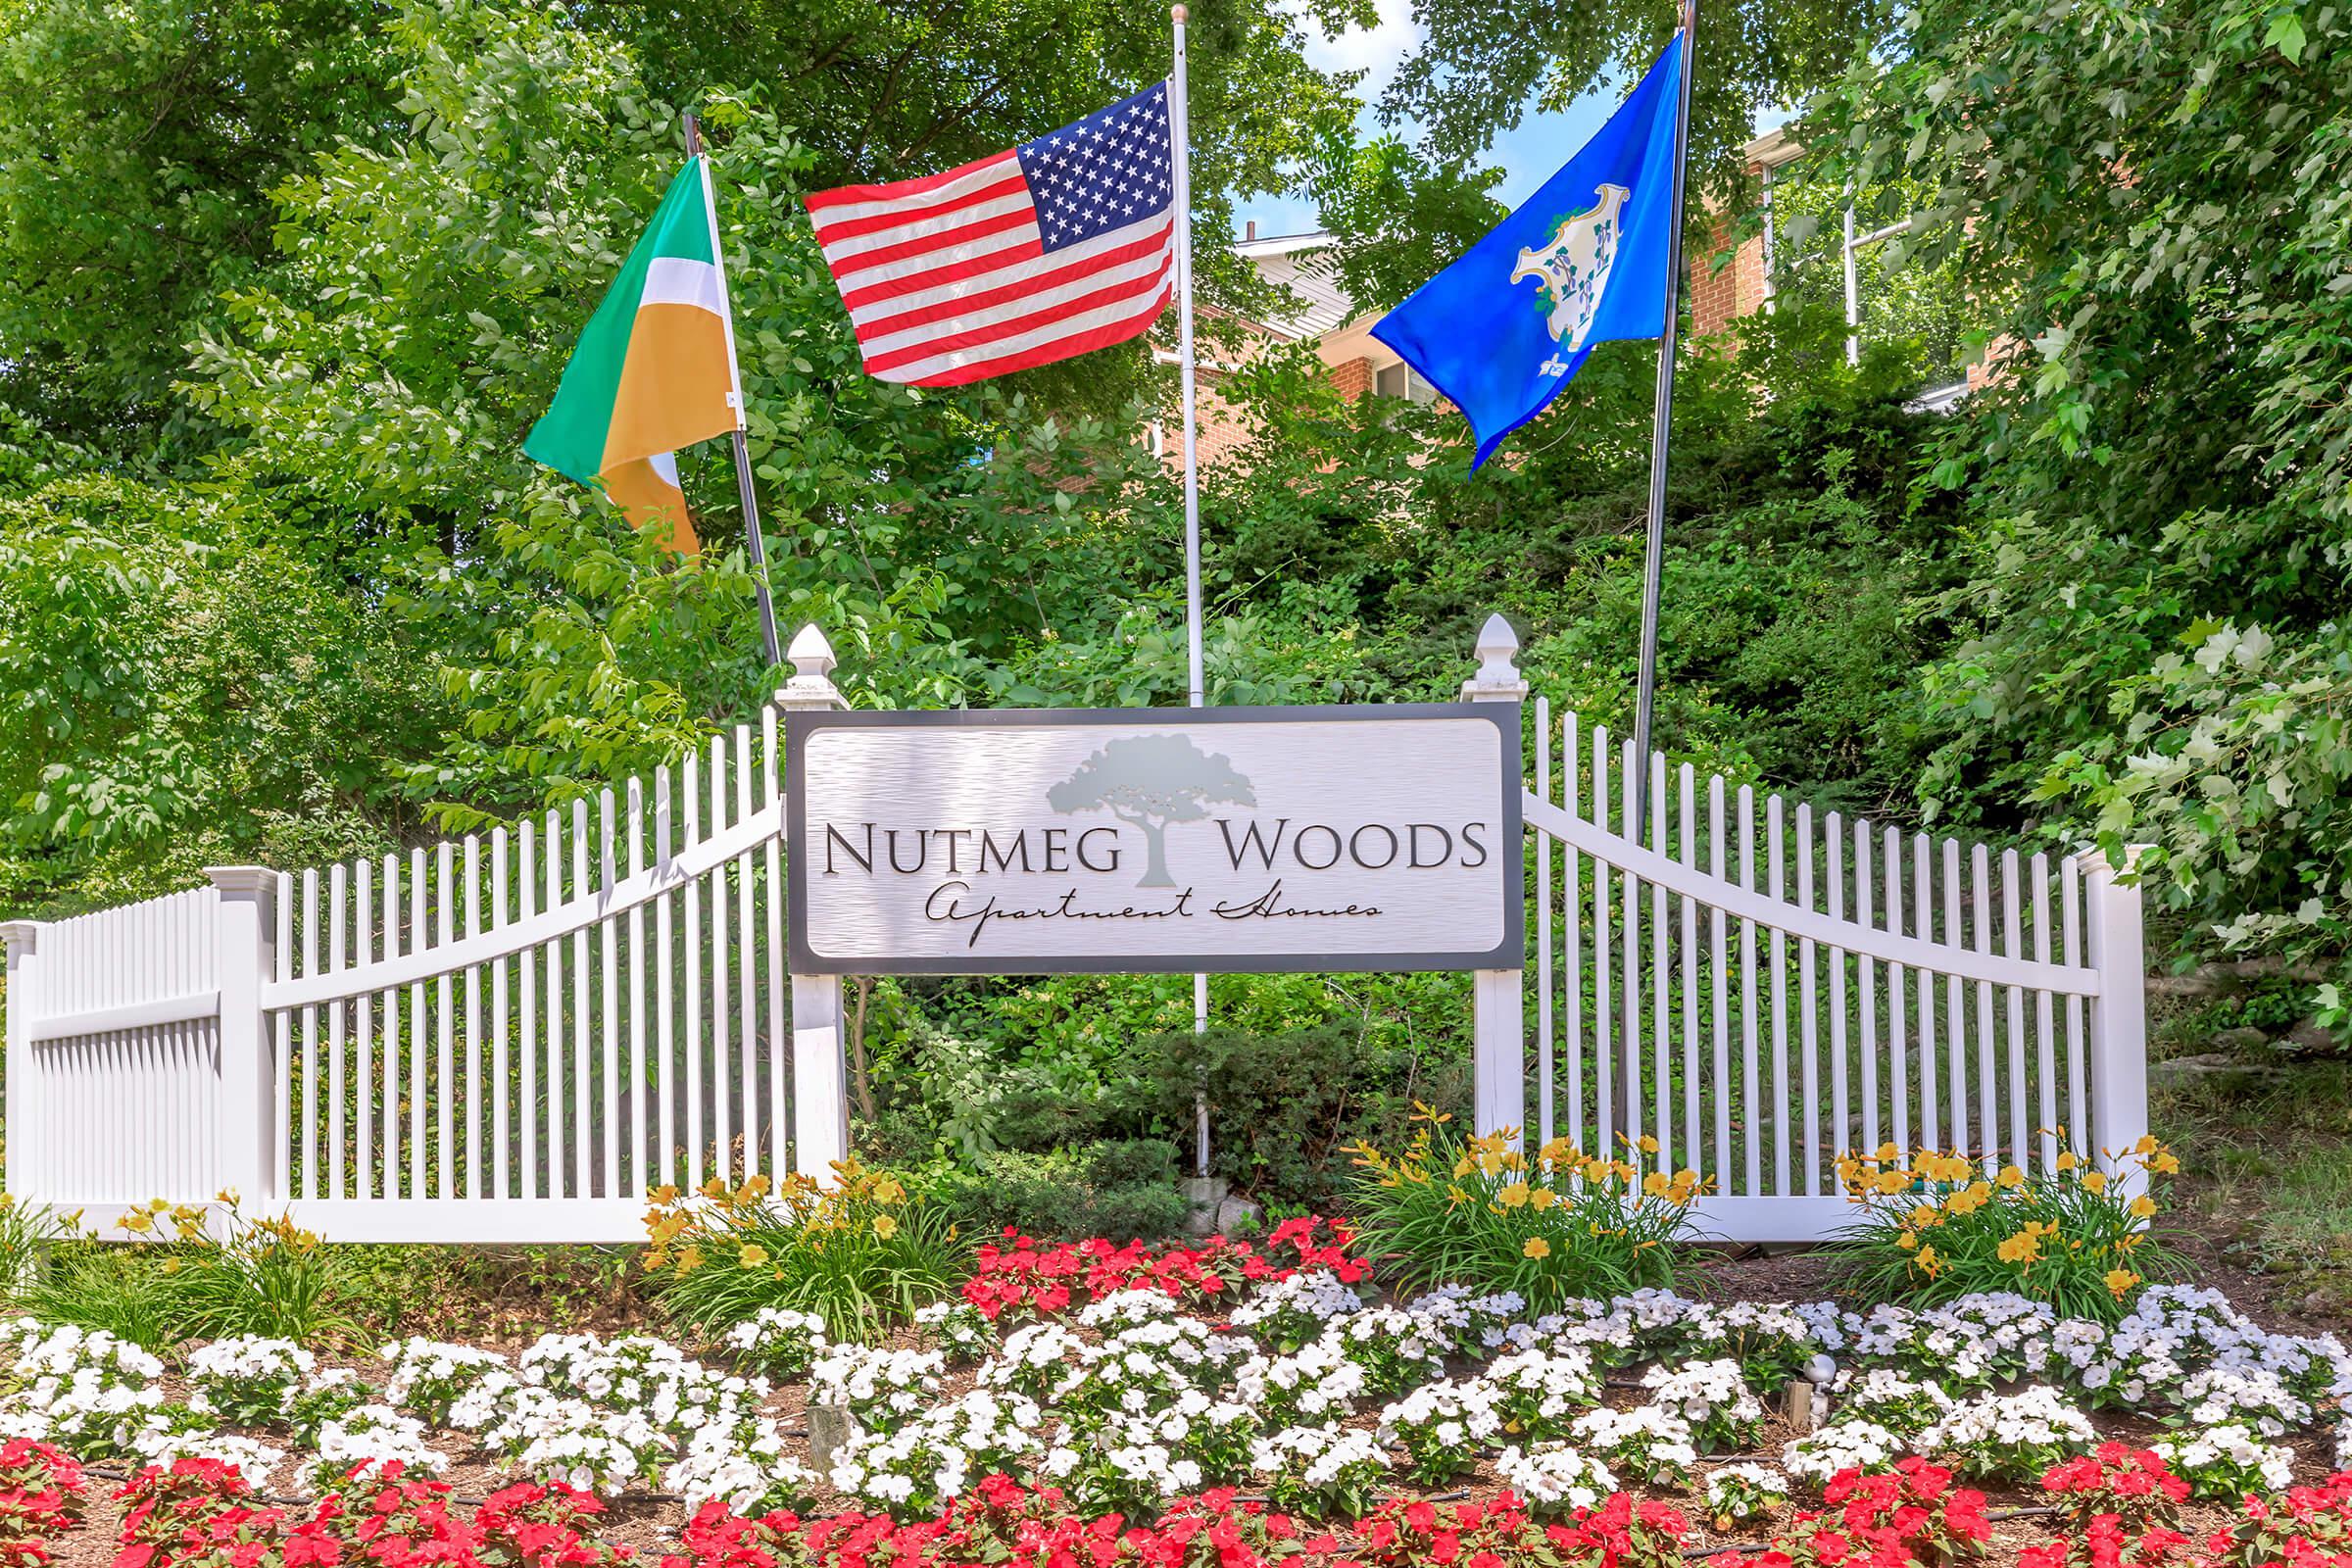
[[1806, 0, 2352, 996]]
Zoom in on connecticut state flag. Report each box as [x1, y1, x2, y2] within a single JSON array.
[[1372, 32, 1686, 469], [525, 158, 744, 555]]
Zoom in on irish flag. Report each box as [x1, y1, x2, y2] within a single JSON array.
[[525, 158, 743, 554]]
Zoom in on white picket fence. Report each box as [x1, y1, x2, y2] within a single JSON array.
[[1503, 698, 2142, 1242], [0, 617, 2147, 1244]]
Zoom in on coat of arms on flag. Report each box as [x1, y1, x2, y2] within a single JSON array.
[[1372, 32, 1686, 469], [805, 83, 1177, 386]]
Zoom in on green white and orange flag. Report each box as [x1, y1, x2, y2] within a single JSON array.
[[525, 158, 743, 555]]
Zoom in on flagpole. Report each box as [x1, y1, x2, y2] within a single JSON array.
[[684, 111, 784, 672], [1630, 0, 1697, 838], [1169, 4, 1212, 1179]]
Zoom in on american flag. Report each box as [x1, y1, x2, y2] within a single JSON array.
[[805, 83, 1177, 386]]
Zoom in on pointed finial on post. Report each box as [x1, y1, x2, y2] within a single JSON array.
[[1462, 612, 1528, 703], [780, 624, 846, 711]]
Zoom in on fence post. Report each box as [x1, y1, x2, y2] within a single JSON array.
[[2079, 845, 2148, 1193], [1463, 612, 1530, 1145], [780, 625, 851, 1183], [1, 920, 45, 1201], [207, 868, 280, 1217]]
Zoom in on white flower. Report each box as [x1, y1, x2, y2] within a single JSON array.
[[380, 1339, 513, 1425], [1917, 1385, 2095, 1482], [1827, 1368, 1957, 1437], [1568, 1402, 1696, 1486], [721, 1308, 831, 1380], [1784, 1420, 1900, 1487], [1641, 1357, 1767, 1450], [2155, 1422, 2296, 1500], [1704, 1462, 1790, 1522], [311, 1405, 447, 1489], [664, 1417, 820, 1514], [1497, 1442, 1618, 1514]]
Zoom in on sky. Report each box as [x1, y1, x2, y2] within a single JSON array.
[[1230, 0, 1621, 241]]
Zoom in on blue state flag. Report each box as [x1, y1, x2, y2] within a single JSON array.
[[1372, 32, 1686, 469]]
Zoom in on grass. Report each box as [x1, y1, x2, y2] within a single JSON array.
[[2154, 1058, 2352, 1318]]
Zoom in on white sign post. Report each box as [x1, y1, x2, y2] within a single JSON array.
[[787, 706, 1521, 975]]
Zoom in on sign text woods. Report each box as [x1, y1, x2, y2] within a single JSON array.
[[786, 706, 1521, 974]]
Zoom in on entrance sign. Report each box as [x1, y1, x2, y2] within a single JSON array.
[[786, 705, 1521, 974]]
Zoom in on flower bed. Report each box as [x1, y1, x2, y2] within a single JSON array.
[[1, 1226, 2348, 1568]]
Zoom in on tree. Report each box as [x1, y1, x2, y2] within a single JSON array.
[[1805, 0, 2352, 1014], [0, 0, 401, 448], [1048, 735, 1256, 888]]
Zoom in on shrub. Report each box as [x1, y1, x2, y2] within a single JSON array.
[[1111, 1022, 1464, 1210], [1834, 1139, 2181, 1321], [642, 1161, 966, 1343], [0, 1438, 84, 1567], [1727, 1459, 1991, 1568], [930, 1139, 1190, 1244], [1343, 1109, 1707, 1311], [2040, 1445, 2191, 1532], [14, 1243, 183, 1350]]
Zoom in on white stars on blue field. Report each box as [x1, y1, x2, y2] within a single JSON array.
[[1016, 83, 1175, 252]]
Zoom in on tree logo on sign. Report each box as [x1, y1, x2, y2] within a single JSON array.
[[1046, 734, 1256, 888]]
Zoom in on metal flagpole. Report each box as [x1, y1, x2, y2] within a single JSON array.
[[685, 111, 784, 671], [1629, 0, 1697, 839], [1169, 5, 1212, 1179]]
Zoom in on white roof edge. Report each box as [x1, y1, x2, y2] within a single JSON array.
[[1743, 125, 1804, 170], [1231, 229, 1335, 257]]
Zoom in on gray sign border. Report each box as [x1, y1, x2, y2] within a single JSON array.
[[785, 703, 1524, 975]]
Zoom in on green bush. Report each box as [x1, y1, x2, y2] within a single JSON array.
[[1110, 1022, 1463, 1211], [15, 1242, 184, 1350], [643, 1162, 967, 1342], [933, 1139, 1190, 1244], [1344, 1112, 1705, 1312]]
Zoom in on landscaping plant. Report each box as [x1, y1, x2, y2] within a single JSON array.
[[641, 1161, 966, 1343], [1835, 1139, 2181, 1320], [1345, 1107, 1708, 1311]]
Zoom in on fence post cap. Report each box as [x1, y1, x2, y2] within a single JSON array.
[[1462, 612, 1529, 702], [781, 624, 847, 711], [2073, 842, 2153, 875], [0, 920, 40, 955], [204, 866, 278, 900]]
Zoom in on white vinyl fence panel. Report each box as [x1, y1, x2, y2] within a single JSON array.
[[0, 619, 2147, 1245], [1516, 696, 2143, 1241]]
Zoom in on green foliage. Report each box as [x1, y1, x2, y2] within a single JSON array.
[[0, 0, 400, 441], [1833, 1144, 2182, 1324], [931, 1140, 1191, 1245], [15, 1202, 355, 1348], [1810, 0, 2352, 1022], [643, 1164, 966, 1342], [1345, 1114, 1706, 1312], [15, 1244, 186, 1351], [0, 474, 431, 906], [1118, 1022, 1464, 1212]]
